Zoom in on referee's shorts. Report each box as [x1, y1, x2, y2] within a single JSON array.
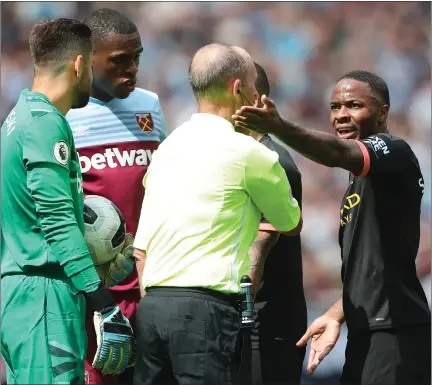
[[341, 323, 431, 385], [133, 287, 252, 385]]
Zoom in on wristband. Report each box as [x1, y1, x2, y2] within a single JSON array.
[[86, 286, 116, 313]]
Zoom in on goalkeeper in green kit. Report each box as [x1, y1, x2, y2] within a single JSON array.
[[1, 18, 135, 385]]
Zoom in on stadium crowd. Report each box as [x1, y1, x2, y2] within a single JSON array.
[[1, 2, 430, 382]]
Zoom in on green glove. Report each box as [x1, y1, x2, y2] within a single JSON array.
[[99, 234, 136, 287], [86, 287, 136, 374]]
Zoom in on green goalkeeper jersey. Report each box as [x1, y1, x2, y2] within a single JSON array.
[[1, 89, 100, 293]]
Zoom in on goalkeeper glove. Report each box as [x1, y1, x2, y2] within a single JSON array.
[[86, 286, 136, 375], [102, 234, 136, 287]]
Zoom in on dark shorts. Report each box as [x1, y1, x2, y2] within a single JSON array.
[[133, 287, 250, 385], [341, 324, 431, 385], [251, 301, 306, 385]]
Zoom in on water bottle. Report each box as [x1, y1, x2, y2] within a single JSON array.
[[240, 275, 254, 328]]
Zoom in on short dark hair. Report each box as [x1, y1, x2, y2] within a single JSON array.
[[29, 18, 92, 67], [254, 62, 270, 97], [339, 70, 390, 107], [83, 8, 137, 41], [189, 43, 249, 100]]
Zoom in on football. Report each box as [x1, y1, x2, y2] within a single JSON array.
[[83, 195, 126, 266]]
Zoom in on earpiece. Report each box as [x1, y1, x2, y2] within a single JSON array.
[[236, 88, 254, 106]]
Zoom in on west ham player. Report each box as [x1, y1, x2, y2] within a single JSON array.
[[233, 70, 431, 385], [66, 9, 167, 385]]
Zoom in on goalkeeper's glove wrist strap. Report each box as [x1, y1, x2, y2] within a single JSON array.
[[86, 286, 116, 313]]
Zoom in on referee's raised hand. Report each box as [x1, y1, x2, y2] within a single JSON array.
[[296, 315, 342, 375]]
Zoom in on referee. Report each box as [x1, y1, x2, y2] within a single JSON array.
[[233, 70, 431, 385], [132, 43, 302, 385], [249, 63, 307, 385]]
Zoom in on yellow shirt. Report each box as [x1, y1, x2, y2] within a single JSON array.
[[134, 113, 300, 293]]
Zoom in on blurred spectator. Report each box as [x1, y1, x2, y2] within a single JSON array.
[[1, 2, 430, 380]]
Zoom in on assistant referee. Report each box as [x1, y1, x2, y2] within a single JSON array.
[[132, 43, 302, 385]]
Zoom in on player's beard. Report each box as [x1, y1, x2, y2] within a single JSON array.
[[71, 77, 91, 109]]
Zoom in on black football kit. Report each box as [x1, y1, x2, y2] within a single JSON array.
[[252, 135, 307, 385], [339, 133, 430, 385]]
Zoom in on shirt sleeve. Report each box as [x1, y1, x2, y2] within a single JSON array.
[[353, 133, 409, 178], [153, 96, 168, 142], [23, 113, 100, 293], [260, 156, 302, 231], [244, 142, 301, 233]]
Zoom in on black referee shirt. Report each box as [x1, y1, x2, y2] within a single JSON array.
[[256, 135, 307, 332], [340, 133, 431, 335]]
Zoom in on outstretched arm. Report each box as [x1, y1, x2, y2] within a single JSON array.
[[233, 96, 366, 176], [272, 119, 364, 175]]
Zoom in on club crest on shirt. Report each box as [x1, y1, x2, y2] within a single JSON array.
[[135, 113, 153, 134], [53, 140, 69, 166]]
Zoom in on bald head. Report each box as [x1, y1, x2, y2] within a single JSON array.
[[189, 43, 249, 100], [231, 45, 255, 71], [231, 46, 257, 96]]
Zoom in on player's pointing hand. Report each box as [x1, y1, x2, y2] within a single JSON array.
[[232, 95, 284, 135]]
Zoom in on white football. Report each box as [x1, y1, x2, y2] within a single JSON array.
[[83, 195, 126, 266]]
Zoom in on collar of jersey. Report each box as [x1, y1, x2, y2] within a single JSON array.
[[89, 97, 110, 106], [190, 113, 235, 132], [24, 89, 51, 104]]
